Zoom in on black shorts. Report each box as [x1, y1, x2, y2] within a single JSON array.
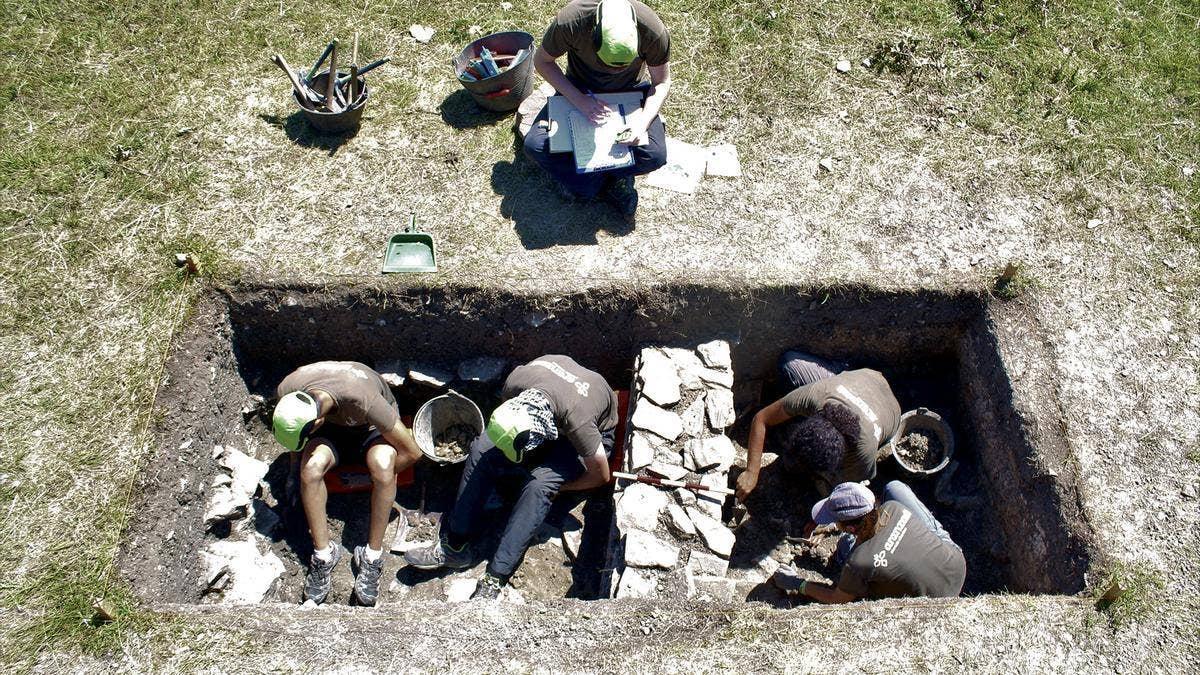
[[309, 425, 387, 466]]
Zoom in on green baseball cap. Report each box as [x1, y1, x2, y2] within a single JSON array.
[[596, 0, 638, 68], [486, 399, 534, 463], [272, 391, 320, 451]]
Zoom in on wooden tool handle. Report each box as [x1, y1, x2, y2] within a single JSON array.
[[326, 41, 340, 112], [613, 471, 736, 496], [272, 54, 309, 99]]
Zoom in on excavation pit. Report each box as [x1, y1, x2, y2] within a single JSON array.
[[119, 282, 1096, 607]]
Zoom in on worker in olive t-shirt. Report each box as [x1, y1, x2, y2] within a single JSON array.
[[272, 361, 424, 606], [523, 0, 672, 222], [737, 358, 901, 502], [406, 355, 618, 600], [773, 481, 966, 602]]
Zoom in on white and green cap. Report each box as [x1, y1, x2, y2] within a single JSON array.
[[596, 0, 638, 68], [486, 398, 535, 463], [272, 391, 320, 451]]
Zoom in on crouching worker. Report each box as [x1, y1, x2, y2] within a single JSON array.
[[525, 0, 672, 223], [735, 350, 901, 502], [273, 361, 424, 606], [405, 355, 617, 599], [774, 481, 966, 602]]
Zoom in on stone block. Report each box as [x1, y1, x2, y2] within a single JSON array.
[[205, 538, 285, 604], [616, 568, 656, 599], [646, 462, 688, 482], [697, 367, 734, 389], [457, 357, 507, 383], [687, 508, 735, 558], [624, 529, 680, 569], [616, 482, 669, 532], [204, 486, 250, 528], [679, 395, 706, 437], [631, 402, 683, 441], [687, 550, 729, 577], [638, 349, 682, 407], [694, 471, 729, 520], [664, 502, 695, 538], [684, 436, 735, 473], [661, 347, 705, 390], [697, 340, 732, 369], [408, 365, 452, 389], [447, 577, 477, 602], [674, 488, 697, 507], [218, 446, 268, 498], [628, 432, 657, 471], [688, 574, 737, 601], [705, 388, 736, 429]]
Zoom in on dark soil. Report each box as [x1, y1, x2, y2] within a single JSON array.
[[433, 423, 475, 461], [895, 430, 944, 470]]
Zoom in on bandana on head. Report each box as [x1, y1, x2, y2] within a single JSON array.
[[513, 388, 558, 449]]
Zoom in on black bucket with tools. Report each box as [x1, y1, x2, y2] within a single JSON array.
[[272, 36, 390, 134], [453, 31, 535, 113]]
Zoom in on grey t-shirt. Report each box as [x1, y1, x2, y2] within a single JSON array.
[[836, 501, 966, 599], [541, 0, 671, 92], [780, 369, 900, 486], [502, 354, 618, 457], [277, 361, 399, 431]]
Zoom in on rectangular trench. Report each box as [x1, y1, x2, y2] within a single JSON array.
[[119, 282, 1097, 605]]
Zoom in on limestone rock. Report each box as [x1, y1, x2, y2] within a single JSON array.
[[218, 447, 268, 498], [409, 24, 435, 43], [562, 529, 583, 561], [697, 340, 732, 369], [408, 365, 452, 389], [674, 488, 697, 507], [679, 395, 706, 437], [628, 432, 657, 471], [688, 574, 737, 601], [624, 529, 680, 569], [835, 59, 851, 73], [204, 486, 250, 528], [457, 357, 507, 383], [687, 508, 735, 558], [631, 402, 683, 441], [376, 359, 407, 388], [705, 388, 736, 429], [205, 538, 285, 604], [664, 502, 696, 539], [639, 349, 682, 407], [687, 550, 729, 577], [662, 347, 705, 390], [696, 367, 734, 389], [616, 568, 655, 598], [616, 482, 669, 532], [684, 436, 736, 473], [447, 577, 477, 603], [646, 462, 688, 482], [694, 471, 729, 520], [200, 550, 231, 590]]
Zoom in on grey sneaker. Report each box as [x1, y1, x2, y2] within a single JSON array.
[[470, 572, 505, 600], [403, 536, 472, 570], [352, 546, 385, 606], [605, 175, 638, 224], [304, 545, 343, 604]]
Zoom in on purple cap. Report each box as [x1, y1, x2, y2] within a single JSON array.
[[811, 482, 876, 524]]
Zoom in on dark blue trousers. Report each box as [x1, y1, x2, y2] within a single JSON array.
[[446, 431, 614, 579], [522, 85, 668, 200]]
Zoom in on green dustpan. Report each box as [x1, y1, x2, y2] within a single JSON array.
[[382, 215, 437, 273]]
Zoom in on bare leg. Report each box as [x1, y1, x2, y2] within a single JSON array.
[[365, 444, 398, 551], [299, 441, 337, 550]]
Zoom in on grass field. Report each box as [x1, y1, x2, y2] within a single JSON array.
[[0, 0, 1196, 667]]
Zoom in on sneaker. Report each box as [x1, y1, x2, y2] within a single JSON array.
[[403, 536, 472, 570], [303, 545, 343, 604], [352, 546, 385, 606], [470, 572, 505, 600], [605, 175, 638, 224]]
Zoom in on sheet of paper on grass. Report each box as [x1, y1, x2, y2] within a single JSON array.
[[547, 92, 644, 153], [568, 110, 634, 173], [645, 137, 707, 194], [705, 143, 742, 177]]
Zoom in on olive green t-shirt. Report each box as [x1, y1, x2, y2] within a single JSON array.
[[502, 354, 618, 457], [836, 501, 967, 599], [780, 369, 901, 486], [541, 0, 671, 92], [276, 361, 399, 431]]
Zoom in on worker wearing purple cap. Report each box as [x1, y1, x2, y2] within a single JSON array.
[[773, 481, 966, 602]]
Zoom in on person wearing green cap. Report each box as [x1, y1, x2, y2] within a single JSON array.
[[273, 361, 424, 606], [405, 355, 618, 599], [524, 0, 672, 223]]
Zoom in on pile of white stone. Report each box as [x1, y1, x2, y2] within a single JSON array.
[[612, 340, 748, 601], [200, 445, 284, 604]]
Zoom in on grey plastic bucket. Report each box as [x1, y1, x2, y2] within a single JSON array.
[[453, 31, 535, 113], [413, 390, 484, 465], [295, 69, 369, 133], [884, 407, 955, 477]]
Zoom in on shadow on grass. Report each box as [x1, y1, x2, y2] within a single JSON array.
[[490, 149, 634, 249], [439, 89, 516, 130], [258, 112, 357, 156]]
